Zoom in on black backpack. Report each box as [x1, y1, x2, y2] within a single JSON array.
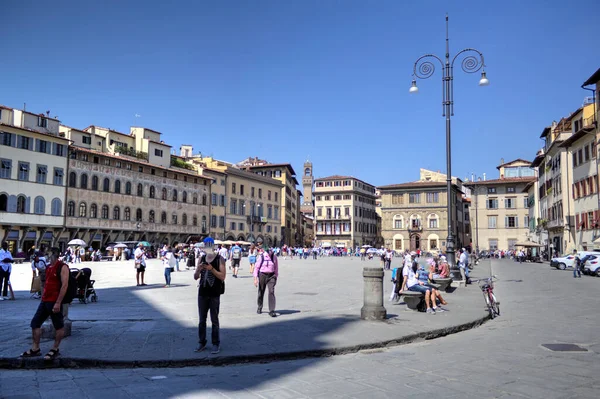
[[58, 263, 77, 303]]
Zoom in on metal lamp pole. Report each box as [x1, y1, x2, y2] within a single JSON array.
[[410, 15, 488, 280]]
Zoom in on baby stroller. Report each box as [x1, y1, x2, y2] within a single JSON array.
[[70, 267, 98, 303]]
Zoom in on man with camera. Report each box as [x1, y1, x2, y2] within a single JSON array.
[[194, 237, 226, 354]]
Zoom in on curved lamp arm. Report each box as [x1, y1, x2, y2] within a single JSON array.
[[412, 54, 445, 80], [451, 48, 486, 74]]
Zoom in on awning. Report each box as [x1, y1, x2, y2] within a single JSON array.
[[321, 242, 332, 247], [336, 244, 345, 248]]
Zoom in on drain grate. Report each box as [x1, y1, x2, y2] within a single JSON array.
[[542, 344, 588, 352], [294, 292, 318, 296]]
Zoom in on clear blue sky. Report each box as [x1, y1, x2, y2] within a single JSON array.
[[3, 0, 599, 187]]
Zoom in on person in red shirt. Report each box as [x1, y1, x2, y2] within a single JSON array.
[[21, 248, 70, 361]]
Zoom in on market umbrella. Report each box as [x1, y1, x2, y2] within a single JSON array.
[[68, 239, 86, 246], [114, 243, 128, 249], [137, 241, 151, 247], [105, 246, 114, 251], [214, 240, 224, 245], [514, 241, 544, 248], [194, 242, 204, 248], [361, 245, 372, 248]]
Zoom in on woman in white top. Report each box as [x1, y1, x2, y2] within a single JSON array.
[[248, 244, 258, 274], [402, 258, 448, 314]]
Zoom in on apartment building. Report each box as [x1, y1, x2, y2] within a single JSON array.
[[314, 175, 377, 248], [61, 125, 212, 249], [0, 106, 69, 253], [467, 160, 536, 252], [379, 181, 463, 253]]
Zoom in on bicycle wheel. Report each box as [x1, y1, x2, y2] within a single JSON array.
[[483, 291, 495, 319], [489, 292, 500, 317]]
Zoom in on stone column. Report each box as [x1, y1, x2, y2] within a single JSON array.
[[41, 304, 71, 339], [360, 267, 387, 320]]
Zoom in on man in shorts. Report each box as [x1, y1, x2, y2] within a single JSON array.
[[21, 248, 69, 361], [230, 242, 242, 278]]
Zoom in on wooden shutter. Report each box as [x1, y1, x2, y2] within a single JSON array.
[[576, 214, 580, 230]]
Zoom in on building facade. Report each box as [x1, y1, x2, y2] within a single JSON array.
[[62, 125, 212, 249], [314, 176, 377, 248], [379, 181, 463, 253], [467, 160, 536, 252], [0, 106, 69, 253]]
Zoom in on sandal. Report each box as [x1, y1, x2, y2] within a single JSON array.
[[44, 348, 60, 361], [21, 348, 41, 357]]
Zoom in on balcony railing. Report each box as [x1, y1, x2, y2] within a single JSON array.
[[247, 215, 267, 224], [547, 218, 565, 229], [583, 114, 597, 130], [113, 145, 148, 161], [317, 215, 351, 221], [408, 226, 423, 233]]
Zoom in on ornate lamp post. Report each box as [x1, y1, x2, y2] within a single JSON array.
[[410, 15, 488, 280]]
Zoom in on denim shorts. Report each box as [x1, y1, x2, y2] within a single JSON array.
[[408, 284, 432, 294], [30, 301, 64, 330]]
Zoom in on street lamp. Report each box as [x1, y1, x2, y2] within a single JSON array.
[[410, 15, 488, 280]]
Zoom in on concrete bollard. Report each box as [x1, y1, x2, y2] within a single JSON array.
[[41, 304, 71, 339], [360, 267, 387, 320]]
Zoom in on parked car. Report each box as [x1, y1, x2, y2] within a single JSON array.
[[551, 251, 599, 270], [582, 255, 600, 276]]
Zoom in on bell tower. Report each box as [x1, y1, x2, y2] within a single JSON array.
[[301, 160, 314, 216]]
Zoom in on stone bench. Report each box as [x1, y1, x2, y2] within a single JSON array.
[[431, 278, 453, 292], [399, 291, 424, 311]]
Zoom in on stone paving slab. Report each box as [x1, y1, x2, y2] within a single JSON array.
[[0, 256, 492, 368]]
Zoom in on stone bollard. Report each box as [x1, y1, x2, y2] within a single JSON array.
[[41, 303, 71, 339], [361, 267, 387, 320]]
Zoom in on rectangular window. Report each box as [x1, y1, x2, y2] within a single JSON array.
[[82, 136, 91, 144], [268, 190, 272, 200], [219, 195, 226, 207], [218, 216, 225, 228], [154, 148, 163, 157], [239, 223, 244, 230], [54, 143, 66, 157], [240, 185, 244, 195], [488, 216, 497, 229], [230, 199, 237, 215], [487, 198, 498, 209], [585, 145, 590, 162], [231, 183, 236, 194], [392, 194, 403, 204], [230, 222, 236, 230], [489, 239, 498, 251], [258, 188, 262, 199], [211, 193, 217, 205], [488, 187, 497, 194], [220, 179, 225, 186], [210, 215, 217, 228], [36, 165, 47, 184], [504, 198, 516, 209], [0, 159, 11, 179], [37, 139, 51, 154], [507, 187, 516, 193], [394, 219, 403, 229], [38, 117, 47, 128], [429, 219, 438, 228], [53, 168, 64, 185], [18, 162, 29, 181], [275, 192, 278, 202], [409, 193, 420, 203], [267, 205, 272, 219], [345, 207, 350, 216], [426, 192, 439, 203], [505, 216, 518, 228], [0, 132, 15, 147], [251, 187, 255, 197], [18, 136, 31, 150]]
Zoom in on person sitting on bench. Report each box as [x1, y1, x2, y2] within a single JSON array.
[[402, 259, 448, 314]]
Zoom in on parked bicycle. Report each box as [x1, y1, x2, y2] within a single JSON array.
[[478, 275, 500, 319]]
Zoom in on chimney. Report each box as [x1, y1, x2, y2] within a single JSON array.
[[46, 110, 50, 117], [483, 173, 486, 181], [500, 158, 504, 165]]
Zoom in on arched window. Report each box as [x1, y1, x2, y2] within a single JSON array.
[[113, 206, 120, 220], [162, 188, 167, 200], [136, 208, 142, 222], [149, 210, 155, 223], [80, 174, 88, 189], [68, 172, 77, 187], [34, 196, 45, 214], [172, 189, 178, 201], [427, 213, 439, 229], [409, 214, 422, 229], [193, 194, 198, 204], [91, 176, 99, 190], [172, 213, 178, 224], [305, 167, 311, 176], [67, 200, 75, 216], [192, 215, 198, 226], [393, 215, 404, 229], [51, 198, 62, 216], [78, 202, 86, 217], [17, 195, 28, 213], [125, 182, 132, 195], [182, 213, 187, 225], [101, 205, 109, 219], [202, 193, 207, 205], [103, 178, 110, 192], [202, 215, 207, 231], [137, 183, 143, 197], [161, 211, 167, 224], [90, 203, 97, 218], [124, 207, 131, 221], [114, 180, 121, 194], [182, 191, 187, 203], [0, 194, 7, 212], [149, 186, 155, 198]]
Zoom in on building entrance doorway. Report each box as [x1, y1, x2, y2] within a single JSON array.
[[410, 234, 421, 251]]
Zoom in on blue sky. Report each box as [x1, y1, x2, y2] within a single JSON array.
[[3, 0, 599, 187]]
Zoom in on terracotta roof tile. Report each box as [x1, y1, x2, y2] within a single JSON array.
[[465, 177, 536, 186]]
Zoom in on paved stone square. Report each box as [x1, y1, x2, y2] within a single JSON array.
[[1, 255, 488, 366], [1, 258, 599, 398]]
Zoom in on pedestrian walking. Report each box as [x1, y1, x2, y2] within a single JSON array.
[[230, 242, 242, 278], [458, 248, 471, 284], [0, 241, 14, 299], [573, 250, 582, 278], [134, 243, 147, 286], [248, 244, 258, 275], [254, 247, 279, 317], [194, 237, 226, 354], [162, 245, 177, 287]]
